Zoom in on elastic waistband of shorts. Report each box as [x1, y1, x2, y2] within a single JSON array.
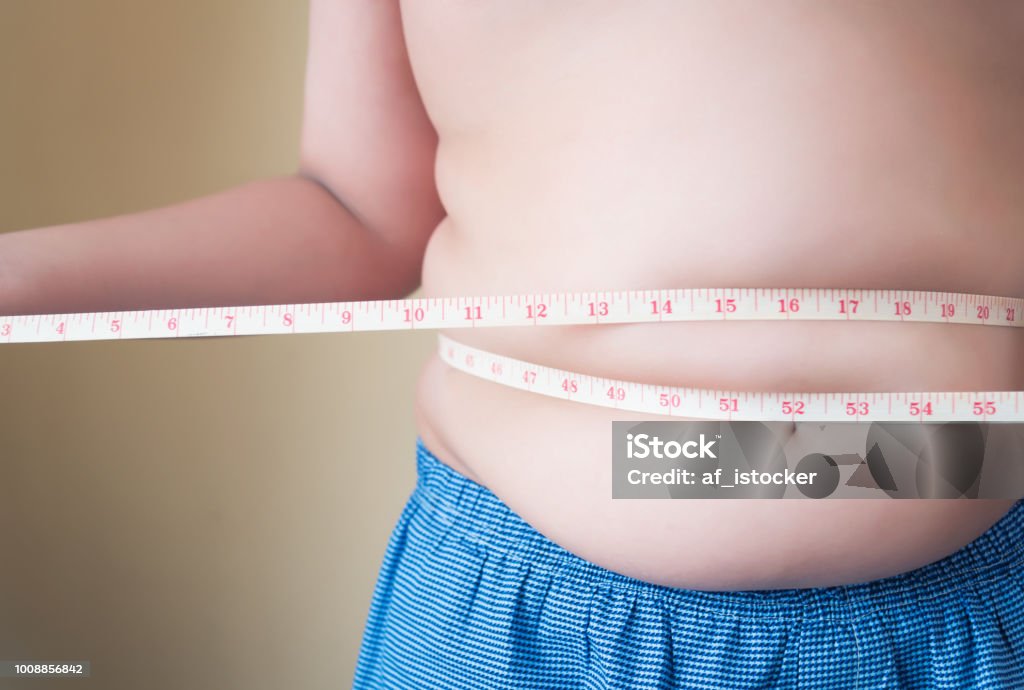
[[412, 437, 1024, 621]]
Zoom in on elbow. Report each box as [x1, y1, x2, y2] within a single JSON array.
[[295, 167, 371, 231], [293, 168, 436, 300]]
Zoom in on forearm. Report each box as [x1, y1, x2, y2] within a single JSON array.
[[0, 174, 422, 316]]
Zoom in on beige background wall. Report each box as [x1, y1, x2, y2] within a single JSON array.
[[0, 2, 434, 688]]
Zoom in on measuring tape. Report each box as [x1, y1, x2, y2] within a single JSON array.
[[438, 335, 1023, 422], [4, 287, 1023, 421]]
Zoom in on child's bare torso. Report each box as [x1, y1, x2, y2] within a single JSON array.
[[404, 1, 1024, 589]]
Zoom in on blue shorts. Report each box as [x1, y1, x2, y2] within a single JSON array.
[[353, 439, 1024, 689]]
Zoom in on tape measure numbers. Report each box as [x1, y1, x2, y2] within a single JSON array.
[[438, 335, 1022, 422], [2, 288, 1021, 343], [3, 288, 1022, 421]]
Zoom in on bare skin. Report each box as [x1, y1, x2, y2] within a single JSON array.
[[2, 1, 1021, 590], [409, 0, 1024, 589]]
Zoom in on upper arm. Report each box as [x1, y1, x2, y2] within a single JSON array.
[[298, 0, 443, 257]]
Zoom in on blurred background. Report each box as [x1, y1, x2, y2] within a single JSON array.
[[0, 1, 434, 687]]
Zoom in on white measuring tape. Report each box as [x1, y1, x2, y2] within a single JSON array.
[[4, 288, 1023, 421]]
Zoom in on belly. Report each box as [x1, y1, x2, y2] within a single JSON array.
[[411, 180, 1024, 591], [415, 352, 1018, 590], [404, 1, 1024, 589]]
